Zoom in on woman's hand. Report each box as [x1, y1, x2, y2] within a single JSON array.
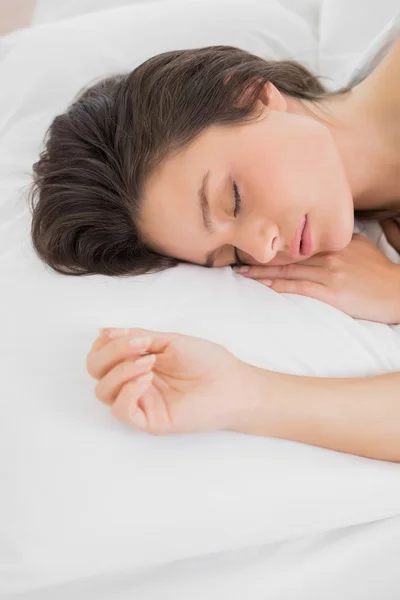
[[86, 328, 261, 435], [234, 234, 400, 324]]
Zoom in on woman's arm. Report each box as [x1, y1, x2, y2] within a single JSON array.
[[235, 236, 400, 325], [91, 328, 400, 462], [235, 366, 400, 463]]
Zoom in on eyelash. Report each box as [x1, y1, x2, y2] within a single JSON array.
[[233, 181, 242, 217], [232, 181, 243, 265]]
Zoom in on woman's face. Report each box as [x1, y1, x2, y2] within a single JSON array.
[[139, 83, 354, 268]]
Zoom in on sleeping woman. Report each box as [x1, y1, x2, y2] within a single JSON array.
[[29, 38, 400, 461]]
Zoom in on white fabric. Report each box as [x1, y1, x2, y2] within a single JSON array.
[[31, 0, 170, 25], [7, 514, 400, 600], [30, 0, 322, 33], [0, 0, 318, 72], [318, 0, 399, 90], [1, 1, 400, 598], [344, 11, 400, 89]]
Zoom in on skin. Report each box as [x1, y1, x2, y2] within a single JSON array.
[[139, 39, 400, 268], [89, 328, 400, 460], [88, 42, 400, 448]]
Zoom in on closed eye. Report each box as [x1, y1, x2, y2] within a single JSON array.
[[233, 181, 241, 217], [232, 181, 243, 265]]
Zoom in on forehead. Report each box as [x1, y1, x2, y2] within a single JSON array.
[[150, 125, 226, 180], [138, 126, 229, 261]]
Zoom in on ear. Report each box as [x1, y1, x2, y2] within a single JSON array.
[[224, 76, 288, 111], [257, 81, 287, 111], [235, 79, 288, 111]]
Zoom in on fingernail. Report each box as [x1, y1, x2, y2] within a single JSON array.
[[129, 406, 147, 428], [129, 336, 151, 348], [136, 371, 154, 387], [234, 266, 250, 273], [135, 354, 156, 367], [108, 328, 130, 338]]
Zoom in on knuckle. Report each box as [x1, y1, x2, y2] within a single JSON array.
[[118, 360, 138, 379], [148, 428, 162, 437], [110, 399, 121, 419], [324, 254, 341, 270], [94, 361, 137, 405], [94, 379, 107, 403], [330, 270, 346, 289], [296, 280, 309, 294], [149, 424, 169, 436], [280, 264, 293, 277], [296, 280, 315, 295], [111, 382, 134, 417], [86, 353, 97, 378]]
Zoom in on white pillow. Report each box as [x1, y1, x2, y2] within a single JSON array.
[[342, 10, 400, 89], [2, 1, 400, 595], [318, 0, 399, 89], [31, 0, 170, 26], [30, 0, 322, 33]]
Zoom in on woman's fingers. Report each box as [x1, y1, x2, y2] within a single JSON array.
[[111, 373, 174, 434], [87, 328, 179, 433], [90, 330, 112, 353], [235, 263, 328, 284], [90, 327, 151, 354], [95, 355, 156, 405], [111, 373, 154, 429], [87, 334, 154, 380], [88, 327, 181, 380], [258, 278, 331, 302], [100, 327, 150, 339]]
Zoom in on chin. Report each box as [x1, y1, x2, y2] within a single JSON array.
[[330, 211, 355, 252]]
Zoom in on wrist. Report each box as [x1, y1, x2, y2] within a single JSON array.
[[227, 362, 294, 437], [228, 364, 333, 442]]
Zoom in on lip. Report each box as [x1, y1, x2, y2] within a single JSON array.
[[300, 215, 313, 256], [289, 216, 306, 260]]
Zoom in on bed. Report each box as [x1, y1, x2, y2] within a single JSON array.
[[1, 1, 400, 598]]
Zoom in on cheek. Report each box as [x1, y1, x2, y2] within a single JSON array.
[[329, 193, 355, 251], [313, 134, 355, 251], [249, 127, 321, 209]]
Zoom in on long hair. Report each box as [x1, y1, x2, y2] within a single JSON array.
[[28, 45, 395, 277]]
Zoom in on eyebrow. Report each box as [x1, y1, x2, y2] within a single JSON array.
[[198, 170, 217, 268]]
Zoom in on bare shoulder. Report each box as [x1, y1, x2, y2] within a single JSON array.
[[354, 35, 400, 159], [369, 35, 400, 84], [360, 36, 400, 114]]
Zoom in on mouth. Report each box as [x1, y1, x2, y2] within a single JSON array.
[[299, 219, 306, 254], [290, 216, 307, 260], [299, 215, 313, 256]]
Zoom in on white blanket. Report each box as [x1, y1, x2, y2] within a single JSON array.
[[1, 1, 400, 596]]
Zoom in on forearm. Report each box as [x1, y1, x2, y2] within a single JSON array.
[[238, 366, 400, 462]]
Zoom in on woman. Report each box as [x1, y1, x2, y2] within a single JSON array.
[[30, 40, 400, 460]]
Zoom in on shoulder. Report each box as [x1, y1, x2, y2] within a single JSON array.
[[359, 36, 400, 115], [354, 36, 400, 156]]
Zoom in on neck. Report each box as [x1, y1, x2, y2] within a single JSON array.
[[286, 86, 400, 213]]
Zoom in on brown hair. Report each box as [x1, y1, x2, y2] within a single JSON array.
[[28, 45, 397, 278]]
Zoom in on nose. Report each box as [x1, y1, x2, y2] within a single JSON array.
[[241, 220, 283, 264]]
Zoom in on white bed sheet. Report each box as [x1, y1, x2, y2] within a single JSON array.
[[8, 513, 400, 600], [2, 1, 400, 599]]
